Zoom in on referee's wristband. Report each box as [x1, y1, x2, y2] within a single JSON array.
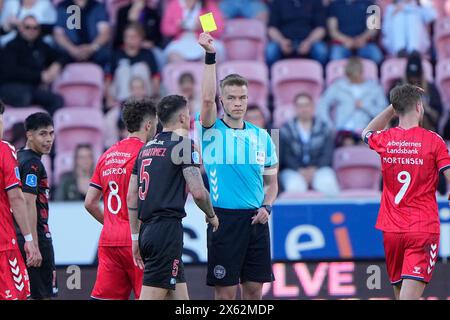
[[131, 233, 139, 241], [24, 234, 33, 242], [205, 52, 216, 65]]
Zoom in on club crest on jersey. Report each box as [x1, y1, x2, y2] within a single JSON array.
[[14, 167, 20, 180], [25, 174, 37, 188]]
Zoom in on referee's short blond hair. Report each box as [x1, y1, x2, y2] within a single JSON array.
[[219, 74, 248, 93]]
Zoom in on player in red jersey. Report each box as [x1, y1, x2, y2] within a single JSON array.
[[84, 98, 157, 300], [362, 84, 450, 300], [0, 100, 41, 300]]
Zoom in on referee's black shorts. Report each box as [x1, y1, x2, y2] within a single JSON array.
[[207, 207, 274, 287], [139, 216, 186, 290], [18, 239, 58, 299]]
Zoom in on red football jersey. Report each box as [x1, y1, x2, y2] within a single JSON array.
[[367, 126, 450, 233], [0, 141, 21, 252], [90, 137, 144, 246]]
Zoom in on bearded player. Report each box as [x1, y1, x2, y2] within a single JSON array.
[[362, 84, 450, 300], [85, 98, 157, 300]]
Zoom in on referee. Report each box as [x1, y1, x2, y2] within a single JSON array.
[[197, 33, 279, 300], [127, 95, 218, 300]]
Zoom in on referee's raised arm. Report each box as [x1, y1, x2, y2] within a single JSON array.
[[198, 32, 217, 128]]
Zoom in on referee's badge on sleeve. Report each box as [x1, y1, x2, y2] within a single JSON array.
[[256, 151, 265, 165], [15, 167, 20, 180]]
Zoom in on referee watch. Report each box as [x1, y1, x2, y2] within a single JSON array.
[[262, 204, 272, 215]]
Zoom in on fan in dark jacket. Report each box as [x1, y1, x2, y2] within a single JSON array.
[[0, 16, 64, 115], [279, 93, 340, 196]]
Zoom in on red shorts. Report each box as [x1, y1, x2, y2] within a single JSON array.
[[91, 246, 143, 300], [0, 249, 30, 300], [383, 232, 439, 285]]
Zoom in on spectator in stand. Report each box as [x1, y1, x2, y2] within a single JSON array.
[[161, 0, 225, 62], [0, 16, 64, 115], [389, 52, 442, 132], [113, 0, 163, 49], [105, 23, 160, 109], [0, 0, 57, 46], [266, 0, 328, 66], [104, 78, 150, 148], [279, 93, 339, 195], [219, 0, 268, 23], [177, 72, 200, 127], [335, 130, 361, 148], [317, 57, 387, 134], [382, 0, 437, 56], [244, 104, 267, 129], [113, 0, 165, 69], [9, 122, 27, 150], [327, 0, 383, 64], [54, 144, 95, 201], [53, 0, 111, 68]]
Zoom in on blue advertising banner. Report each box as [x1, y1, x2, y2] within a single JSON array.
[[272, 198, 450, 261]]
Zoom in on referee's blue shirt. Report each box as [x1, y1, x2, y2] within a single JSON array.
[[195, 113, 278, 210]]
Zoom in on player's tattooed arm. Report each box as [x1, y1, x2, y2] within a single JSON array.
[[127, 174, 140, 235], [183, 166, 215, 219]]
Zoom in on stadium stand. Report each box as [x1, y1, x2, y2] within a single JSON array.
[[222, 18, 266, 61], [333, 145, 382, 191], [53, 63, 104, 109], [271, 59, 324, 106]]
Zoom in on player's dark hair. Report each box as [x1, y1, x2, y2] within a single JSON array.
[[122, 97, 157, 133], [0, 99, 4, 114], [24, 112, 53, 131], [219, 74, 248, 93], [389, 84, 423, 115], [157, 95, 188, 126]]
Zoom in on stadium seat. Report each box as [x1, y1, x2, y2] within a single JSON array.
[[218, 60, 270, 119], [433, 0, 450, 17], [271, 59, 323, 106], [333, 145, 381, 190], [53, 151, 74, 186], [380, 57, 433, 93], [53, 107, 104, 158], [436, 58, 450, 110], [277, 191, 326, 200], [338, 189, 382, 198], [434, 17, 450, 59], [325, 58, 379, 86], [162, 61, 204, 96], [53, 63, 104, 109], [2, 106, 45, 142], [272, 104, 295, 128], [222, 19, 266, 61]]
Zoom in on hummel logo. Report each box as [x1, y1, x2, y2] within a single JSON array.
[[413, 267, 421, 275]]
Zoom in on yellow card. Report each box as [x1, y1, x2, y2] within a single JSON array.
[[199, 12, 217, 33]]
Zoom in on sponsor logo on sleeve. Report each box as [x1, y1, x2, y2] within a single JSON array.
[[25, 174, 37, 188]]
